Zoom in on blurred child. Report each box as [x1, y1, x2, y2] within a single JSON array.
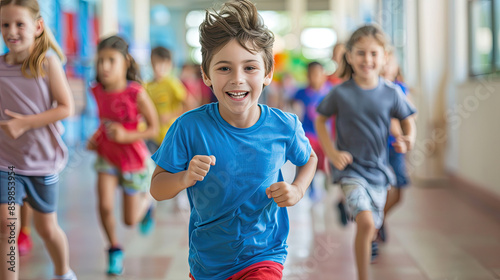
[[180, 63, 213, 110], [87, 35, 159, 276], [145, 47, 188, 153], [315, 25, 416, 280], [378, 49, 414, 242], [292, 62, 331, 201], [0, 1, 76, 279], [150, 0, 317, 279]]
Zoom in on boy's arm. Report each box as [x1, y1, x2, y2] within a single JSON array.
[[150, 166, 191, 201], [314, 114, 352, 170], [400, 115, 417, 150], [266, 151, 318, 207], [291, 151, 318, 195], [390, 118, 403, 137], [150, 155, 216, 201], [390, 118, 408, 154]]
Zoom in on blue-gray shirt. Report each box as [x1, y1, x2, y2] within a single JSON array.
[[317, 78, 416, 186]]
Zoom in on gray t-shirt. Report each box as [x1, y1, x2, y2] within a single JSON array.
[[0, 54, 68, 176], [317, 77, 416, 186]]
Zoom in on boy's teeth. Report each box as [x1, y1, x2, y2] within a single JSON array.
[[228, 92, 247, 97]]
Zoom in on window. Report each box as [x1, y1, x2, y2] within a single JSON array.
[[379, 0, 406, 75], [468, 0, 499, 75]]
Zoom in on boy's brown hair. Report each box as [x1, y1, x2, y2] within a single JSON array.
[[151, 46, 172, 61], [199, 0, 274, 78]]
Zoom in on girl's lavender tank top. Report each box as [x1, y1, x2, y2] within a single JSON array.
[[0, 55, 68, 176]]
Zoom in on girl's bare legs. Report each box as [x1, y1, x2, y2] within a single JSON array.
[[354, 211, 376, 280], [122, 191, 152, 226], [0, 204, 20, 280], [32, 210, 71, 276], [384, 187, 402, 216], [20, 203, 32, 233], [96, 173, 120, 248]]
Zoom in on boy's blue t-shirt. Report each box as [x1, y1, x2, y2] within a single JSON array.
[[317, 77, 416, 186], [152, 103, 311, 280]]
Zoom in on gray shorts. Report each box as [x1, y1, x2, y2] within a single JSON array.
[[340, 177, 388, 229], [0, 170, 59, 213]]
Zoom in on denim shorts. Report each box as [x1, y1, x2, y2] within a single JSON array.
[[340, 177, 388, 229], [94, 157, 155, 195], [388, 147, 410, 188], [0, 170, 59, 213]]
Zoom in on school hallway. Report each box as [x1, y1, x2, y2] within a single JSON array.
[[17, 148, 500, 280]]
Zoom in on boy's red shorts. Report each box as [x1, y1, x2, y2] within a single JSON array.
[[189, 261, 284, 280]]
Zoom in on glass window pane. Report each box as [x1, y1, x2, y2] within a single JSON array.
[[470, 0, 493, 75]]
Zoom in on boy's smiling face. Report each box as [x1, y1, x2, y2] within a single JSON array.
[[202, 39, 273, 128]]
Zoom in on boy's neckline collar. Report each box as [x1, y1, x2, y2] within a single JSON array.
[[214, 103, 266, 133]]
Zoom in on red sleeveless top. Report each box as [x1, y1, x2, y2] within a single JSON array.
[[91, 82, 149, 172]]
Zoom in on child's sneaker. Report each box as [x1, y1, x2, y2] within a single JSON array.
[[107, 247, 124, 275], [52, 269, 77, 280], [139, 203, 155, 235], [371, 241, 379, 264], [18, 229, 33, 256]]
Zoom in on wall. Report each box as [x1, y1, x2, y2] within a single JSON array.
[[447, 0, 500, 198], [404, 0, 449, 180], [453, 80, 500, 197]]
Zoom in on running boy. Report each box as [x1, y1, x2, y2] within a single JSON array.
[[150, 0, 317, 279]]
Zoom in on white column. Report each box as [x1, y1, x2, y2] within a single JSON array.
[[100, 0, 119, 37], [132, 0, 150, 65], [329, 0, 347, 41], [405, 0, 449, 180], [133, 0, 150, 45], [286, 0, 306, 50]]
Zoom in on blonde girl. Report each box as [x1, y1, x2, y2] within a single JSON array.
[[0, 0, 76, 279]]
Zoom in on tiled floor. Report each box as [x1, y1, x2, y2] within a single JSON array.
[[18, 148, 500, 280]]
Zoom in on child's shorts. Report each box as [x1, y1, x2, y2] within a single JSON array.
[[388, 147, 410, 188], [340, 177, 388, 229], [189, 260, 283, 280], [94, 157, 155, 195], [0, 171, 59, 213]]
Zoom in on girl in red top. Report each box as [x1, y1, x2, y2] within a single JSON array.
[[87, 35, 159, 276]]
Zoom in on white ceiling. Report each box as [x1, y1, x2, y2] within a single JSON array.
[[150, 0, 331, 11]]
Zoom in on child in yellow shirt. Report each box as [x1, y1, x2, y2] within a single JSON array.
[[145, 47, 188, 152]]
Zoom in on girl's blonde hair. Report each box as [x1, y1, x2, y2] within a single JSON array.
[[340, 25, 389, 79], [0, 0, 66, 78]]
